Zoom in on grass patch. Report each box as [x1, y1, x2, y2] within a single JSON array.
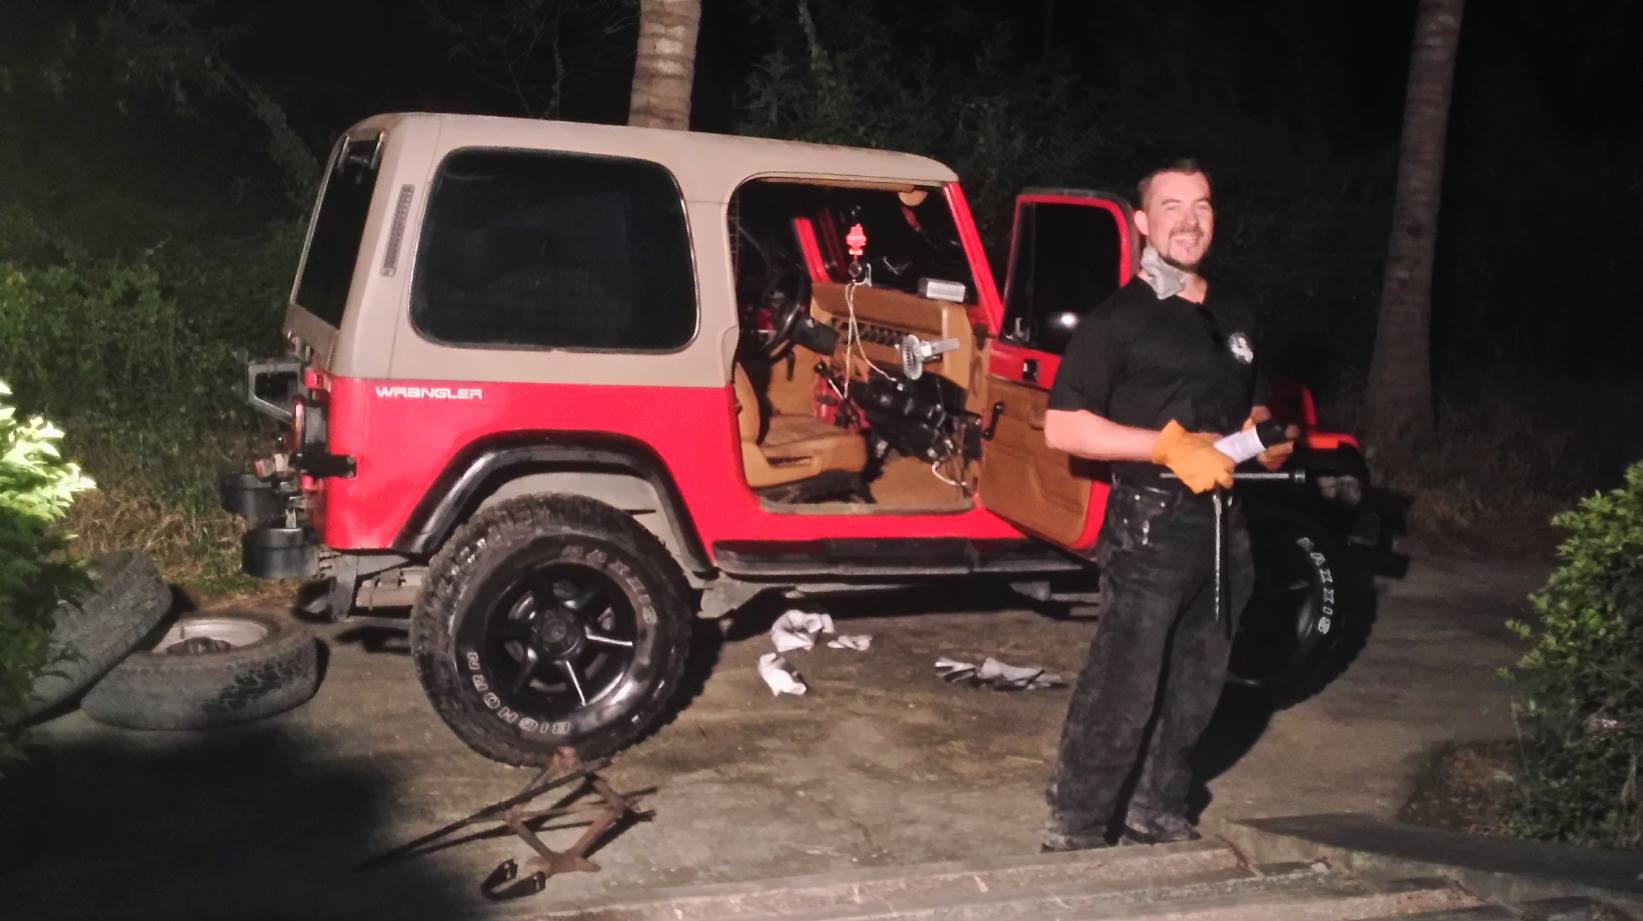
[[63, 420, 276, 599], [1399, 740, 1520, 838]]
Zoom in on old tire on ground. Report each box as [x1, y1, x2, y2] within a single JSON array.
[[20, 550, 172, 723], [81, 609, 319, 729], [1230, 517, 1370, 703], [411, 494, 693, 766]]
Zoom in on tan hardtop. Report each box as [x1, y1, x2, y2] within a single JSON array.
[[350, 112, 959, 202]]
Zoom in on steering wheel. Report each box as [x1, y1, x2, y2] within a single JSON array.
[[754, 268, 814, 359]]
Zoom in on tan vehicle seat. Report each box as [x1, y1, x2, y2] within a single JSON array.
[[734, 365, 866, 489]]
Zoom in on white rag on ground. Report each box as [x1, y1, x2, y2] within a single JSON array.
[[757, 652, 807, 696], [934, 655, 1064, 690], [770, 609, 837, 652], [755, 608, 873, 696]]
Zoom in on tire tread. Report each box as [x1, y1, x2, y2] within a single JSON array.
[[410, 494, 692, 765], [80, 609, 319, 729], [21, 550, 172, 722]]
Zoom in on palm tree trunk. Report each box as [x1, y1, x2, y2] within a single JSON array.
[[627, 0, 702, 130], [1365, 0, 1465, 447]]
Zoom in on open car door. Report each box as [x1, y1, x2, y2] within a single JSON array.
[[977, 189, 1137, 551]]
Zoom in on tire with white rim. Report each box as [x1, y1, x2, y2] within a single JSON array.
[[81, 608, 320, 729]]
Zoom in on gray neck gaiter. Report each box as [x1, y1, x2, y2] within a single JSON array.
[[1139, 246, 1188, 300]]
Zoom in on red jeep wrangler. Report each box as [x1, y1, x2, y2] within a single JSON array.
[[222, 114, 1375, 765]]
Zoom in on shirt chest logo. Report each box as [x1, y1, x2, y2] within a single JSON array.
[[1227, 331, 1255, 365]]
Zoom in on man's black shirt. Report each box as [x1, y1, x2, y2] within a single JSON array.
[[1047, 277, 1266, 482]]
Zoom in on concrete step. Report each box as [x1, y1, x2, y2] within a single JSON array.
[[1048, 876, 1482, 921], [1353, 906, 1519, 921], [516, 839, 1246, 920], [730, 863, 1324, 921], [1223, 814, 1643, 915], [518, 844, 1489, 921], [1356, 896, 1614, 921], [1507, 897, 1622, 921], [810, 871, 1478, 921]]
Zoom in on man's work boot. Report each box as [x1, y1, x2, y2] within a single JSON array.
[[1040, 826, 1115, 853], [1120, 813, 1201, 846]]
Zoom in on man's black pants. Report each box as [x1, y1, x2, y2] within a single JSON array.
[[1045, 482, 1255, 844]]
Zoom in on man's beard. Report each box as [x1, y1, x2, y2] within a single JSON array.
[[1158, 234, 1204, 273]]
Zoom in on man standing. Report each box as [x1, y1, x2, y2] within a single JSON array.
[[1040, 160, 1288, 850]]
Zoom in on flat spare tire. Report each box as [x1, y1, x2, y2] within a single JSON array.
[[81, 608, 320, 730], [20, 550, 173, 723]]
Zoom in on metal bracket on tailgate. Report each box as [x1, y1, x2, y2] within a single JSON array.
[[244, 357, 303, 423]]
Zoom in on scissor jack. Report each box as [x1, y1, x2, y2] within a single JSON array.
[[360, 747, 651, 900]]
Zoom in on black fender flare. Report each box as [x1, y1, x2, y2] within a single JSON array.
[[392, 432, 712, 575]]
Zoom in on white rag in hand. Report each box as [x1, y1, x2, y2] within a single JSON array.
[[826, 634, 872, 651]]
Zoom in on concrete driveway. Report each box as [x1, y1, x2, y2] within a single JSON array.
[[2, 555, 1544, 920]]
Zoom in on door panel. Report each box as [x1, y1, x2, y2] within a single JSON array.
[[979, 376, 1104, 547], [978, 189, 1135, 551]]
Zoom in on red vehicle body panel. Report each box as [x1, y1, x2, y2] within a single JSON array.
[[316, 377, 1030, 556]]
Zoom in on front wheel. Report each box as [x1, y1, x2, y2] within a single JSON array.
[[411, 495, 693, 765], [1229, 517, 1370, 703]]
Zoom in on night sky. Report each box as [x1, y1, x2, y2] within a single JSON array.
[[4, 0, 1641, 398]]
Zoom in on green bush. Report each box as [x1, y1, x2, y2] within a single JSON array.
[[1506, 460, 1643, 849], [0, 206, 298, 592], [0, 380, 95, 764]]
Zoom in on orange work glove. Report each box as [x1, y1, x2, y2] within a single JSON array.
[[1242, 412, 1297, 471], [1151, 420, 1234, 493]]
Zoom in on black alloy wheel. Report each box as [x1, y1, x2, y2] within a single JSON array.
[[463, 563, 639, 722], [412, 494, 693, 765]]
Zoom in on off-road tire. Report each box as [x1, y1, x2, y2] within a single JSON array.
[[1231, 517, 1371, 704], [81, 609, 320, 729], [411, 494, 693, 765], [20, 550, 172, 723]]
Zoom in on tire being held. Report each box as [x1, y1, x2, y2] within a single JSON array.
[[411, 494, 693, 766], [1230, 517, 1371, 704], [81, 609, 320, 729], [20, 550, 172, 723]]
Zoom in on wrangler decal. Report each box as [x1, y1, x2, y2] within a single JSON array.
[[374, 385, 484, 400]]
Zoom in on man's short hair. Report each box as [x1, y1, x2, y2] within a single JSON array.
[[1137, 159, 1211, 209]]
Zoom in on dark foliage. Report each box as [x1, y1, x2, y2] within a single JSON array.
[[1507, 463, 1643, 849]]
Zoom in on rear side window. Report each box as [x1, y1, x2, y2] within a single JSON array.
[[411, 149, 696, 351], [294, 135, 383, 327]]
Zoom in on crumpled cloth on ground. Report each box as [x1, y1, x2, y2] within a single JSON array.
[[757, 609, 873, 696], [770, 609, 837, 652], [935, 655, 1065, 690], [757, 652, 807, 695]]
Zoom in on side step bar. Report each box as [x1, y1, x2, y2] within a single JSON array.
[[712, 538, 1085, 580]]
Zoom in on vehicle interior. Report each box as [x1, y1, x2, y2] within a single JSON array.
[[728, 178, 989, 513]]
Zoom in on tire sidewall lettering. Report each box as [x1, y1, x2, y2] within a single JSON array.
[[453, 533, 672, 744], [1294, 535, 1336, 639]]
